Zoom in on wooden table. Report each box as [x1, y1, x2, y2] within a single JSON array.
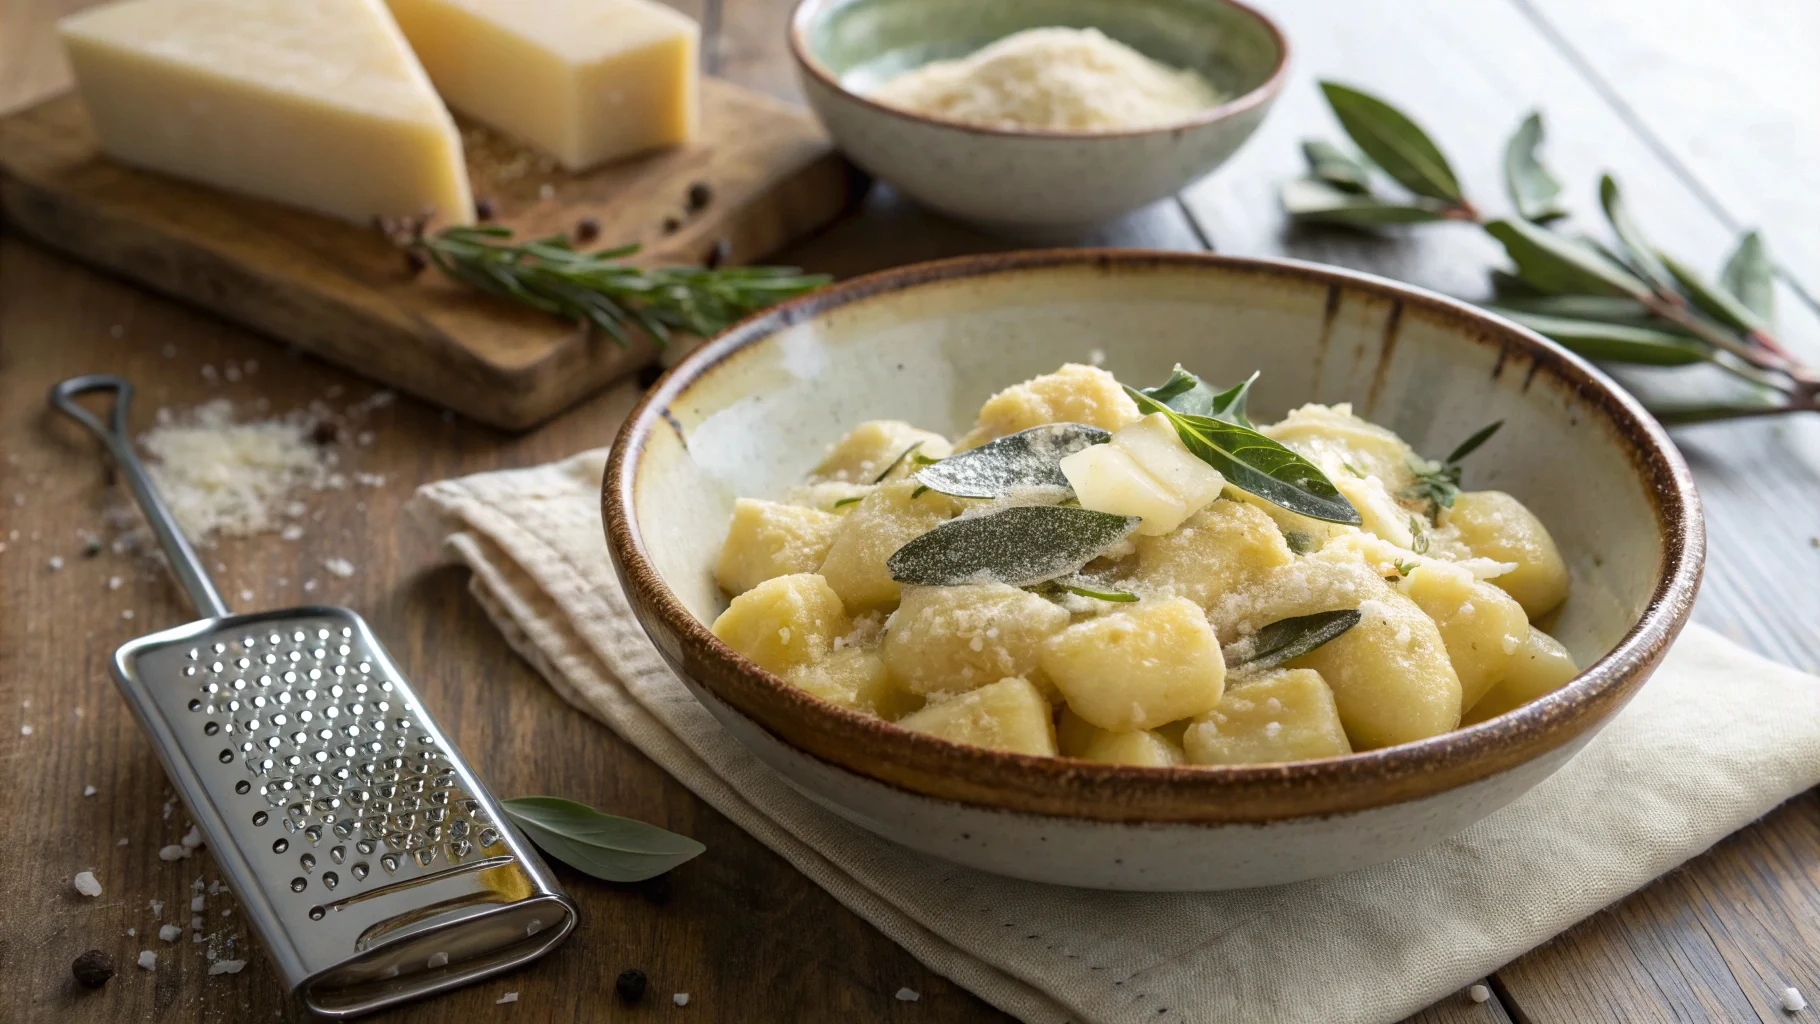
[[4, 1, 1817, 1021]]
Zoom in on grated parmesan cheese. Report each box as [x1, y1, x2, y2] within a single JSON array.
[[140, 400, 329, 544], [869, 27, 1221, 132]]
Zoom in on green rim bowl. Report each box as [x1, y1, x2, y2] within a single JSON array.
[[787, 0, 1291, 228]]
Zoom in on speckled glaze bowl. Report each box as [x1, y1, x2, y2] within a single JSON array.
[[604, 251, 1703, 891], [787, 0, 1288, 228]]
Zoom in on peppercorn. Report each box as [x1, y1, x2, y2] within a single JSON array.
[[574, 217, 601, 244], [661, 216, 681, 235], [309, 420, 340, 446], [615, 968, 647, 1003], [72, 949, 115, 989], [474, 197, 496, 222], [636, 363, 665, 389], [403, 249, 427, 274], [686, 181, 713, 211], [705, 238, 731, 270]]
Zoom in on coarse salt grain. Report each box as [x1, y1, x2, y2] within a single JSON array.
[[191, 895, 205, 912], [84, 785, 97, 796], [673, 993, 689, 1007], [208, 959, 247, 975], [137, 950, 157, 970], [324, 557, 355, 578], [149, 899, 163, 917], [20, 724, 31, 736], [108, 575, 122, 590], [159, 924, 181, 942], [74, 871, 103, 897], [895, 987, 921, 1002], [496, 992, 519, 1004], [1469, 983, 1490, 1003], [48, 555, 64, 570], [1784, 986, 1807, 1012], [159, 844, 189, 861]]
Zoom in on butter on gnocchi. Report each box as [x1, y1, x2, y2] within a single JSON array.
[[708, 364, 1577, 765]]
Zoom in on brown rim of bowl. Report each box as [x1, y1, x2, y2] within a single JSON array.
[[605, 250, 1705, 825], [785, 0, 1292, 141]]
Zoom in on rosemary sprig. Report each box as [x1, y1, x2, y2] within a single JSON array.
[[381, 220, 830, 347], [1282, 84, 1820, 424]]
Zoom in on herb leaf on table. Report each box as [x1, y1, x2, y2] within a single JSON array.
[[502, 796, 705, 883], [1503, 112, 1567, 223]]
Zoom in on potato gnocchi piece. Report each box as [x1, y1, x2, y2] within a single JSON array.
[[1057, 708, 1184, 766], [786, 647, 921, 720], [896, 677, 1057, 756], [817, 480, 961, 609], [1291, 588, 1462, 749], [1399, 561, 1531, 711], [1130, 500, 1293, 608], [715, 498, 845, 595], [809, 420, 953, 484], [1263, 402, 1425, 491], [1462, 628, 1579, 725], [1184, 668, 1352, 765], [1227, 488, 1358, 554], [710, 573, 850, 677], [782, 480, 875, 514], [1441, 490, 1570, 618], [1040, 597, 1226, 732], [881, 583, 1071, 696], [963, 363, 1141, 447]]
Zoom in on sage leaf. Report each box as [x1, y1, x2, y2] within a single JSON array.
[[1443, 420, 1503, 464], [1661, 251, 1768, 337], [870, 441, 926, 484], [1503, 112, 1567, 222], [1487, 294, 1672, 330], [1124, 386, 1361, 525], [1718, 230, 1775, 327], [1039, 578, 1140, 603], [1487, 309, 1709, 365], [1138, 366, 1258, 426], [501, 796, 705, 883], [1485, 219, 1652, 300], [1319, 82, 1464, 204], [914, 423, 1108, 499], [1489, 270, 1542, 300], [1223, 610, 1362, 676], [887, 506, 1138, 587], [1597, 175, 1676, 292], [1282, 178, 1452, 228], [1301, 139, 1373, 193]]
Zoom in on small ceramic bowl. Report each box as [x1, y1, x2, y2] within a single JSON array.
[[604, 251, 1703, 891], [787, 0, 1289, 228]]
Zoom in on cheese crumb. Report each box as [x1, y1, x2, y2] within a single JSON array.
[[1469, 983, 1490, 1003], [427, 952, 449, 968], [895, 987, 921, 1002], [1783, 986, 1807, 1012], [84, 785, 97, 796], [324, 557, 356, 578], [869, 27, 1221, 132], [159, 844, 189, 861], [137, 950, 157, 971], [208, 959, 247, 975], [74, 871, 103, 897], [159, 924, 181, 942], [673, 993, 690, 1007], [181, 824, 205, 849], [496, 991, 519, 1004], [140, 400, 331, 543]]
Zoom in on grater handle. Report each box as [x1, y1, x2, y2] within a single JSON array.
[[49, 374, 231, 619]]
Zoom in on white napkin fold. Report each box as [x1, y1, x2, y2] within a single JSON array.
[[410, 436, 1820, 1024]]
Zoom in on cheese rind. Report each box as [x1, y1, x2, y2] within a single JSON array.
[[387, 0, 700, 172], [59, 0, 473, 227]]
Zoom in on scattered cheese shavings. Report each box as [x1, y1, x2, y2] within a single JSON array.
[[73, 871, 103, 897], [140, 400, 331, 543], [496, 992, 519, 1005]]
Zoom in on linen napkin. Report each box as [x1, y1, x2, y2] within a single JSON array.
[[410, 422, 1820, 1024]]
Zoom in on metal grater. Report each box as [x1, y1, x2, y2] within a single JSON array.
[[52, 375, 577, 1017]]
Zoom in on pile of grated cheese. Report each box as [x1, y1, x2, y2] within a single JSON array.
[[868, 27, 1222, 132], [140, 400, 329, 544]]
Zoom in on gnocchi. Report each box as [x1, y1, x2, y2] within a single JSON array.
[[710, 364, 1578, 766]]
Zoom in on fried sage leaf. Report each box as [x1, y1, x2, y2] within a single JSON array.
[[887, 506, 1137, 587], [1282, 178, 1453, 228], [501, 796, 705, 883], [1124, 385, 1360, 525], [1718, 230, 1775, 328], [1301, 139, 1373, 193], [913, 423, 1108, 499], [1223, 610, 1362, 676], [1486, 219, 1652, 301], [1487, 310, 1709, 365], [1503, 112, 1567, 223], [1320, 82, 1464, 204], [1138, 365, 1259, 426]]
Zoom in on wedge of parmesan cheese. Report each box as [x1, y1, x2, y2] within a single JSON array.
[[59, 0, 473, 226], [387, 0, 700, 172]]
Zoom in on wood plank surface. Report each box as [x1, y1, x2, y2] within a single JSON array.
[[0, 81, 856, 431], [2, 0, 1818, 1023]]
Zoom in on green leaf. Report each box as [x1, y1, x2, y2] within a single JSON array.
[[1401, 421, 1500, 512], [1301, 139, 1373, 193], [1487, 309, 1710, 365], [1124, 386, 1360, 525], [501, 796, 705, 883], [1223, 610, 1362, 676], [1282, 178, 1453, 228], [1052, 580, 1140, 603], [1138, 366, 1258, 427], [913, 423, 1108, 499], [830, 496, 864, 509], [1718, 230, 1775, 328], [887, 506, 1138, 587], [1319, 82, 1465, 204], [1662, 251, 1768, 337], [1597, 175, 1676, 292], [870, 441, 926, 484], [1443, 420, 1504, 464], [1503, 113, 1567, 222], [1489, 270, 1543, 300], [1485, 219, 1653, 300], [1486, 294, 1673, 330]]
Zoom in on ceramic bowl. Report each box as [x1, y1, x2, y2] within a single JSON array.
[[604, 251, 1703, 891], [787, 0, 1289, 228]]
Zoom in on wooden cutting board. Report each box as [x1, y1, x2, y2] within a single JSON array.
[[0, 79, 862, 429]]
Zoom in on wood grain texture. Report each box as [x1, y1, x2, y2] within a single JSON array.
[[0, 81, 857, 431], [2, 0, 1818, 1022]]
